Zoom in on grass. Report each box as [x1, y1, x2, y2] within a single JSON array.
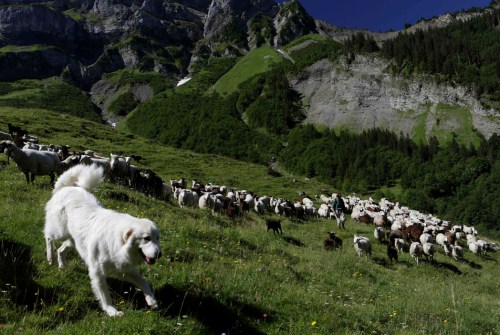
[[282, 34, 327, 51], [213, 46, 283, 96], [1, 107, 499, 334], [0, 78, 100, 123], [399, 103, 483, 146], [0, 45, 54, 54]]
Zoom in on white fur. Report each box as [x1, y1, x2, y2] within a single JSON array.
[[44, 165, 161, 317]]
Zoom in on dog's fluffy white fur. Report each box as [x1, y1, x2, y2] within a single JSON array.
[[44, 164, 162, 317]]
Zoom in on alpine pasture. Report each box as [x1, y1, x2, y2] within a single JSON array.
[[0, 108, 499, 335]]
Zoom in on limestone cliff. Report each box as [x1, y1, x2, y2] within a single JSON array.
[[292, 55, 499, 140]]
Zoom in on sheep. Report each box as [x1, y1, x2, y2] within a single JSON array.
[[226, 201, 240, 220], [410, 242, 423, 265], [422, 242, 435, 262], [373, 212, 388, 227], [436, 233, 448, 247], [394, 238, 409, 253], [58, 155, 80, 173], [462, 225, 477, 236], [419, 233, 434, 245], [468, 242, 482, 255], [79, 155, 111, 176], [161, 183, 173, 201], [373, 227, 385, 243], [0, 140, 60, 185], [443, 241, 453, 257], [198, 192, 210, 209], [304, 205, 316, 217], [0, 131, 12, 141], [451, 245, 464, 261], [353, 235, 371, 258], [317, 204, 331, 219], [387, 244, 398, 263], [109, 153, 131, 183], [254, 200, 266, 215], [209, 193, 224, 215], [178, 189, 199, 208]]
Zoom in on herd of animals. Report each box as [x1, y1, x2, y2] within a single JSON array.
[[1, 123, 499, 267]]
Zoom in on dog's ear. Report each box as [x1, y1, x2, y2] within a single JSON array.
[[123, 228, 134, 244]]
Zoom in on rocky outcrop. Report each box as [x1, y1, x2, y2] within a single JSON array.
[[273, 0, 316, 46], [292, 55, 499, 139], [0, 48, 72, 81], [0, 4, 87, 50], [0, 0, 311, 87]]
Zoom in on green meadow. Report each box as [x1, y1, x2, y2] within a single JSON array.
[[0, 107, 499, 334]]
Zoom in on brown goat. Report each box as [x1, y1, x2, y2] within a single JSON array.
[[323, 232, 343, 250]]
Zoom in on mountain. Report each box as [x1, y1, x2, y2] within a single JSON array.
[[0, 0, 498, 142], [0, 0, 316, 86]]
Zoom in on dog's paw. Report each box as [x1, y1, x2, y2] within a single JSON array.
[[146, 296, 159, 309], [105, 307, 124, 317]]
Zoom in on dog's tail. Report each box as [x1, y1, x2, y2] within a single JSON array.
[[53, 164, 104, 193]]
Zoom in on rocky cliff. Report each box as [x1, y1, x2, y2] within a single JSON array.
[[292, 55, 499, 140], [0, 0, 314, 87]]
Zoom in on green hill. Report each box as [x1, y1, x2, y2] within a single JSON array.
[[1, 107, 499, 334], [213, 46, 284, 96]]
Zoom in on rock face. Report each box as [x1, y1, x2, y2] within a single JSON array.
[[204, 0, 278, 39], [292, 55, 499, 139], [0, 0, 313, 87]]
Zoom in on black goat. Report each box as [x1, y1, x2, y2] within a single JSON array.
[[266, 219, 282, 235]]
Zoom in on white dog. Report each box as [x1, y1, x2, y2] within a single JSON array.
[[44, 164, 162, 317]]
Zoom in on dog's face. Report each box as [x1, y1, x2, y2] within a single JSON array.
[[123, 219, 162, 265]]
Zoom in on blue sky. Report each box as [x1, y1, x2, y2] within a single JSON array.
[[278, 0, 492, 32]]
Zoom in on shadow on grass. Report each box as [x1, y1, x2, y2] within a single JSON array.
[[0, 237, 58, 310], [479, 253, 498, 263], [430, 260, 463, 274], [372, 256, 393, 268], [461, 259, 483, 270], [281, 235, 305, 247], [145, 284, 269, 335]]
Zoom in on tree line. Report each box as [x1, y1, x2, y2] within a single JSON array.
[[381, 7, 500, 102]]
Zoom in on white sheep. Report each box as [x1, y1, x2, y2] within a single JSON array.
[[410, 242, 423, 265], [468, 242, 482, 255], [80, 155, 111, 176], [435, 233, 448, 247], [394, 238, 409, 253], [0, 140, 60, 185], [317, 204, 331, 219], [443, 241, 453, 257], [178, 189, 198, 208], [198, 192, 210, 209], [419, 233, 434, 245], [422, 242, 435, 262], [466, 234, 477, 244], [353, 235, 372, 258], [109, 153, 131, 181], [254, 200, 265, 215]]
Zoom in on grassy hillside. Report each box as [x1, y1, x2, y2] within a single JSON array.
[[213, 46, 283, 96], [0, 77, 100, 123], [398, 103, 483, 146], [1, 107, 499, 334]]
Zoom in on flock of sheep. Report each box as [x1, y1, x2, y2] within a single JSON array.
[[1, 126, 498, 267]]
